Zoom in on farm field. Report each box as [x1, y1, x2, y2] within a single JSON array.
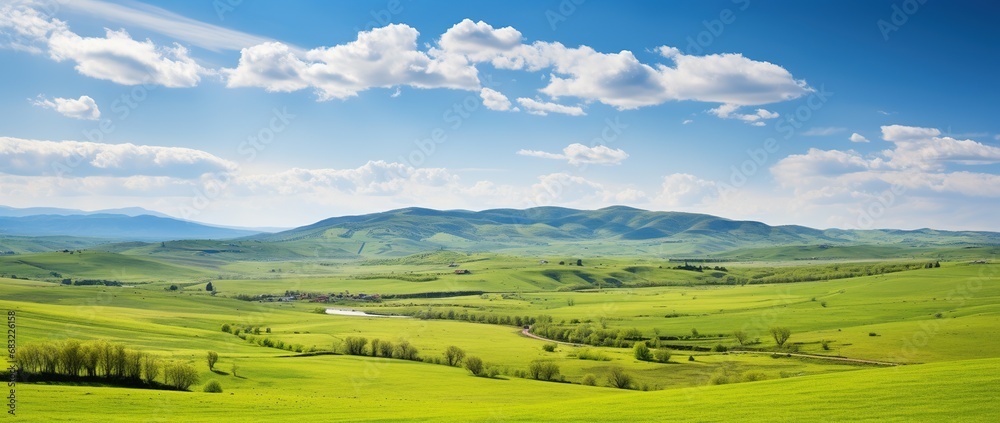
[[2, 252, 998, 421]]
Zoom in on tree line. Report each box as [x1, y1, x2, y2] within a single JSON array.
[[11, 339, 199, 390]]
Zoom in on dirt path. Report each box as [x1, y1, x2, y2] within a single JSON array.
[[519, 328, 900, 366], [520, 328, 585, 347]]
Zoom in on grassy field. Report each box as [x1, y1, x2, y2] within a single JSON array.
[[1, 249, 998, 421]]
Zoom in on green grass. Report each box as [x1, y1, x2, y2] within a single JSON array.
[[2, 254, 998, 421]]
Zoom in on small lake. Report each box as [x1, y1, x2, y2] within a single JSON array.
[[324, 308, 409, 318]]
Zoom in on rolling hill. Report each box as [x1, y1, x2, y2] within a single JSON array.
[[242, 206, 1000, 258]]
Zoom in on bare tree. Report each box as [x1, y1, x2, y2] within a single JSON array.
[[769, 327, 792, 348]]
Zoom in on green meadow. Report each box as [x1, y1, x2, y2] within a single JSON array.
[[1, 249, 998, 421]]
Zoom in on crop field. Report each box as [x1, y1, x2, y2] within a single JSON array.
[[2, 250, 998, 421]]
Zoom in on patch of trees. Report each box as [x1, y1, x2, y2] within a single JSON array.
[[221, 323, 315, 354], [528, 361, 561, 381], [734, 261, 941, 285], [530, 319, 646, 348], [9, 339, 198, 391], [411, 308, 537, 328], [338, 337, 421, 362], [60, 279, 123, 286], [672, 263, 729, 273]]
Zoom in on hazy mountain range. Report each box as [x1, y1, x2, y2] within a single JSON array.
[[2, 205, 997, 257]]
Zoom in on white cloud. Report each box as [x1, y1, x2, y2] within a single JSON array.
[[771, 125, 1000, 203], [517, 143, 628, 165], [0, 5, 208, 87], [849, 133, 869, 143], [655, 173, 717, 207], [480, 43, 812, 109], [682, 119, 693, 125], [0, 137, 236, 178], [802, 127, 846, 136], [437, 19, 522, 62], [708, 103, 779, 125], [480, 88, 512, 111], [530, 172, 604, 205], [30, 95, 100, 120], [516, 97, 585, 116], [225, 24, 480, 100]]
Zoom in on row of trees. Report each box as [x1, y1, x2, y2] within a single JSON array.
[[13, 339, 199, 390], [340, 336, 421, 361], [411, 309, 538, 328]]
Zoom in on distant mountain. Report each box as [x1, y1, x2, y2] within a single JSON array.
[[0, 205, 172, 218], [0, 214, 261, 241], [245, 206, 1000, 258]]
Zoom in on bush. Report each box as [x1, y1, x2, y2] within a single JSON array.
[[688, 355, 695, 362], [343, 336, 367, 356], [820, 340, 831, 351], [633, 343, 652, 361], [542, 343, 557, 352], [869, 332, 878, 337], [444, 346, 465, 367], [607, 367, 633, 389], [581, 374, 597, 386], [576, 349, 610, 361], [203, 380, 223, 393], [221, 324, 231, 333], [465, 356, 485, 376], [528, 361, 560, 381], [742, 372, 767, 382], [654, 349, 671, 363], [712, 344, 728, 352]]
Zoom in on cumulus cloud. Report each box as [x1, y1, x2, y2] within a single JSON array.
[[30, 95, 100, 120], [849, 133, 869, 143], [225, 24, 480, 100], [223, 18, 809, 109], [517, 143, 628, 165], [0, 4, 207, 87], [480, 87, 513, 111], [240, 160, 458, 196], [530, 172, 604, 205], [771, 125, 1000, 200], [655, 173, 717, 207], [516, 97, 585, 116], [708, 103, 779, 126], [437, 19, 522, 62], [0, 137, 236, 178]]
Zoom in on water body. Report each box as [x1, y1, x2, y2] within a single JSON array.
[[324, 308, 409, 318]]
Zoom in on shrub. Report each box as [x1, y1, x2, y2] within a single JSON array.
[[221, 324, 231, 333], [654, 349, 671, 363], [528, 360, 560, 381], [542, 343, 557, 352], [465, 356, 485, 376], [343, 336, 367, 356], [577, 349, 610, 361], [633, 343, 652, 361], [688, 355, 695, 362], [742, 372, 767, 382], [444, 346, 466, 367], [712, 344, 728, 352], [607, 367, 633, 389], [203, 380, 223, 393], [820, 340, 831, 351], [869, 332, 878, 337], [581, 374, 597, 386]]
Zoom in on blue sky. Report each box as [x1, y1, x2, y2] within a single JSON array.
[[1, 0, 998, 230]]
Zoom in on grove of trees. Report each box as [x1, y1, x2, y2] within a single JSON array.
[[13, 339, 198, 390]]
